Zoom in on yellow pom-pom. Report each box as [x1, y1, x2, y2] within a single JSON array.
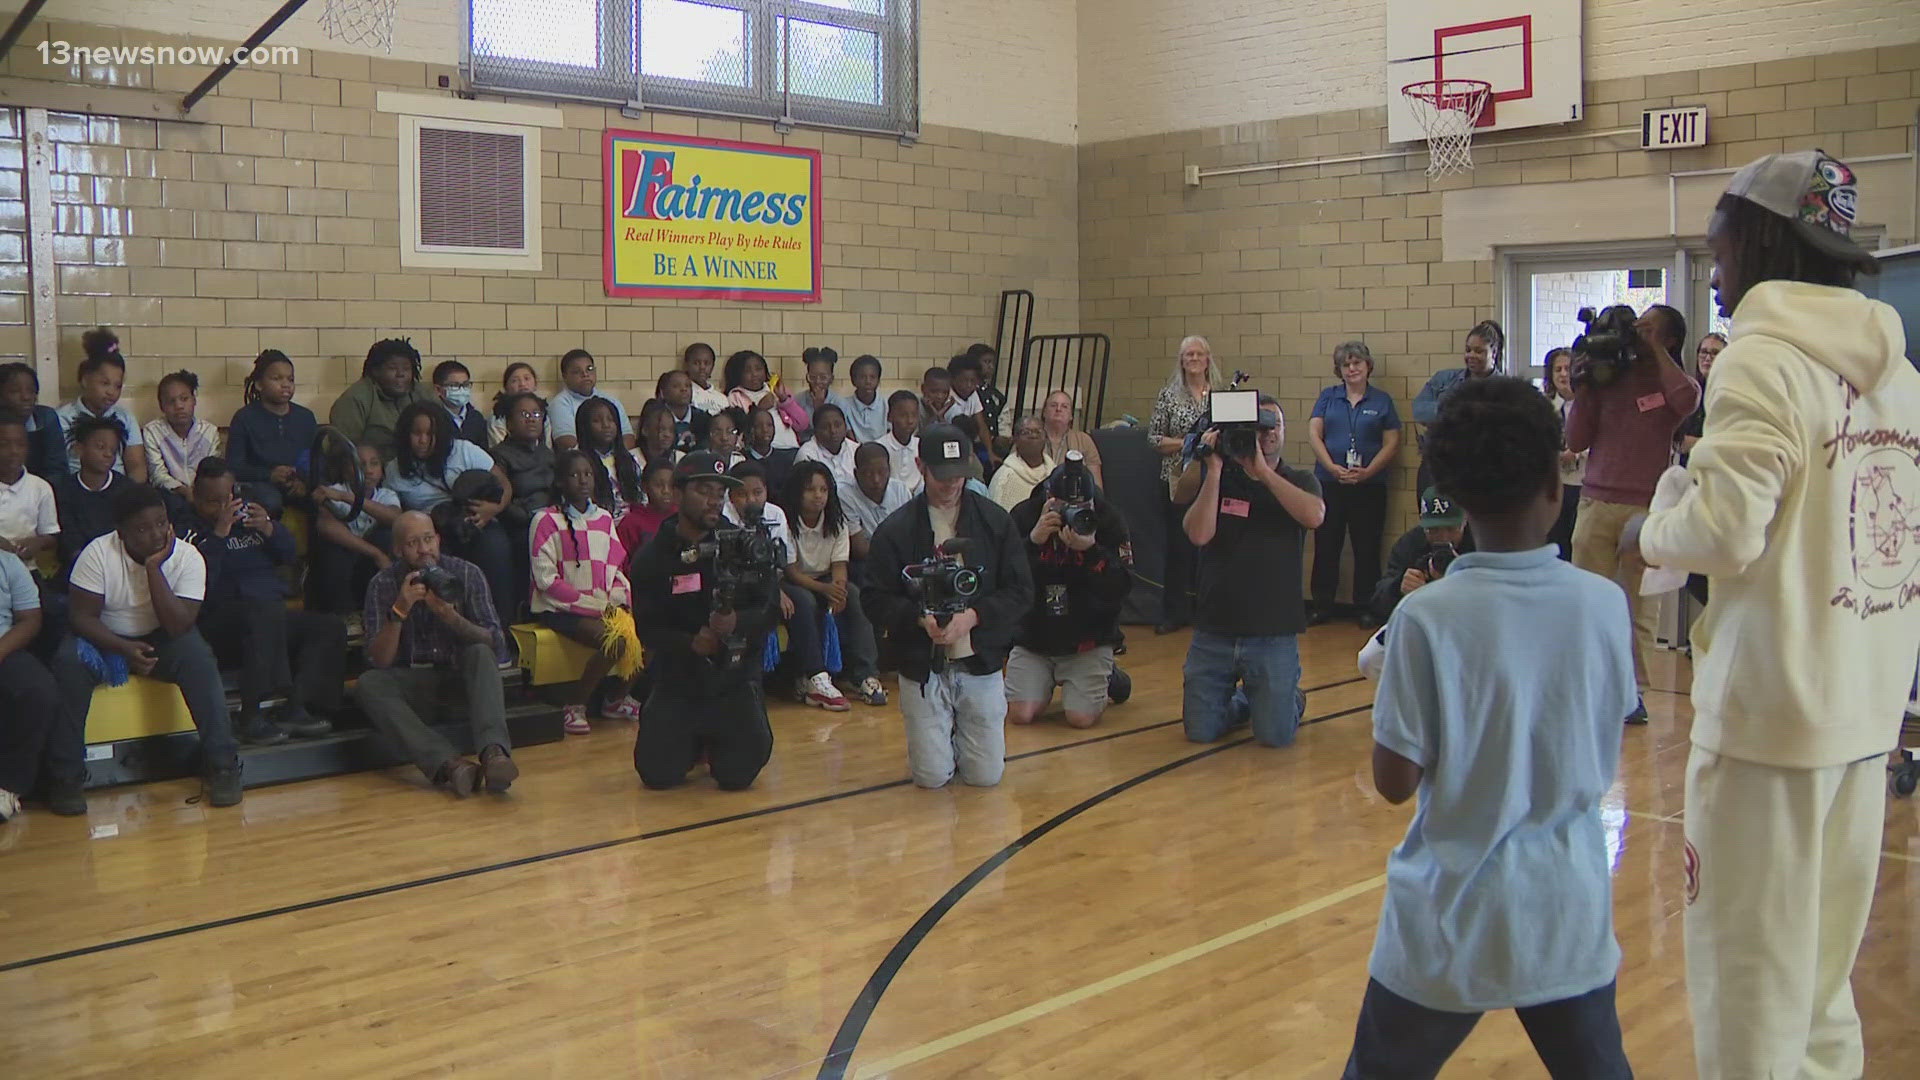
[[599, 606, 645, 680]]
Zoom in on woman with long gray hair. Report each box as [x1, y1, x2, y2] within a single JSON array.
[[1146, 335, 1225, 634], [1306, 341, 1402, 625]]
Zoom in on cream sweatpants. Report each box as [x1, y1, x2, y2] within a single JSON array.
[[1684, 745, 1886, 1080]]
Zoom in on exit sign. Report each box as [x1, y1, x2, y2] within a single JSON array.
[[1642, 106, 1710, 150]]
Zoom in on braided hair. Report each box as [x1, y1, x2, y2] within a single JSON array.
[[550, 447, 597, 563], [781, 460, 846, 540], [243, 349, 293, 406], [391, 400, 454, 482], [575, 395, 639, 507], [1466, 320, 1506, 373], [363, 337, 422, 383]]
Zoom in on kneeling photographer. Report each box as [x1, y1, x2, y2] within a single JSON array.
[[630, 452, 782, 791], [1369, 487, 1475, 626], [1563, 302, 1698, 723], [1179, 392, 1325, 749], [863, 423, 1032, 789], [1006, 451, 1133, 730]]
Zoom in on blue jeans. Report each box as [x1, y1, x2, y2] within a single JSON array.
[[1182, 630, 1305, 748], [1343, 977, 1631, 1079], [899, 669, 1007, 788]]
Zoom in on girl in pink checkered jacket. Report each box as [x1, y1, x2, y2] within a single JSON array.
[[531, 449, 640, 733]]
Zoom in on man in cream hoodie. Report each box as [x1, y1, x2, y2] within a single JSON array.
[[1624, 150, 1917, 1080]]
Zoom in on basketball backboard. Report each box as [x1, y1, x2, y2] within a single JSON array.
[[1386, 0, 1583, 144]]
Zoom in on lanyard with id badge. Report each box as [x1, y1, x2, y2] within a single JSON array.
[[1345, 398, 1365, 469]]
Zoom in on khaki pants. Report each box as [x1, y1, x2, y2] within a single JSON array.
[[1571, 497, 1658, 692], [1684, 746, 1884, 1079]]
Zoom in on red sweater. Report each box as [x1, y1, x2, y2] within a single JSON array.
[[1565, 355, 1700, 507]]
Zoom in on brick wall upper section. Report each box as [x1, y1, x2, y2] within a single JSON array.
[[1079, 0, 1920, 142], [45, 0, 1080, 145]]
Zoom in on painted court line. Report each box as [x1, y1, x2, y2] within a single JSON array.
[[851, 873, 1387, 1079], [1632, 810, 1919, 866]]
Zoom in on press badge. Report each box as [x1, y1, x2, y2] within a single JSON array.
[[1221, 497, 1251, 518], [671, 573, 703, 594]]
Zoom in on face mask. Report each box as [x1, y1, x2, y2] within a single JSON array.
[[443, 386, 472, 408]]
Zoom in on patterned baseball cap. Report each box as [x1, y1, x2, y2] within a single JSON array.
[[1722, 148, 1868, 261], [672, 450, 741, 489], [917, 422, 974, 481], [1418, 486, 1464, 528]]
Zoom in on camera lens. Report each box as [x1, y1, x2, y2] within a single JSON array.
[[951, 568, 981, 598]]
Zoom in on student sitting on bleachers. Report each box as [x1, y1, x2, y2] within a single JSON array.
[[782, 461, 885, 707], [682, 341, 728, 415], [53, 415, 132, 572], [615, 459, 677, 556], [487, 362, 548, 447], [878, 390, 923, 495], [705, 406, 749, 473], [0, 416, 59, 570], [843, 354, 889, 444], [143, 370, 221, 495], [57, 328, 148, 484], [549, 348, 629, 453], [432, 360, 491, 449], [227, 350, 318, 504], [725, 460, 845, 712], [329, 338, 437, 459], [355, 511, 517, 798], [636, 398, 683, 470], [172, 458, 343, 746], [490, 391, 554, 616], [576, 395, 642, 521], [795, 403, 858, 489], [0, 547, 58, 824], [0, 362, 68, 482], [386, 401, 519, 630], [656, 369, 709, 450], [726, 349, 805, 449], [742, 406, 796, 494], [310, 444, 402, 617], [51, 485, 239, 812], [841, 441, 913, 584], [532, 449, 642, 734]]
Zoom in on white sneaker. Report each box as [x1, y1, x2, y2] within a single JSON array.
[[802, 672, 851, 712], [0, 788, 20, 823]]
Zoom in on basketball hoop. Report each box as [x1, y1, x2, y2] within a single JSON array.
[[321, 0, 397, 53], [1401, 79, 1492, 178]]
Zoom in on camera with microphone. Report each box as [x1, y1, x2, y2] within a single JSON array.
[[683, 516, 783, 665], [902, 539, 984, 673], [1571, 304, 1640, 389], [1190, 371, 1262, 461]]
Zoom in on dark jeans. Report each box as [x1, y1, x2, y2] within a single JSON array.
[[1161, 491, 1195, 625], [503, 518, 533, 624], [779, 580, 824, 675], [352, 643, 510, 777], [50, 628, 235, 779], [308, 523, 390, 615], [1343, 978, 1632, 1080], [1549, 483, 1581, 561], [634, 686, 772, 791], [1312, 482, 1388, 611], [446, 519, 519, 630], [787, 577, 879, 682], [1182, 630, 1305, 748], [0, 649, 60, 794], [199, 602, 346, 715]]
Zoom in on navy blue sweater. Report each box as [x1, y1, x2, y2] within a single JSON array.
[[171, 499, 297, 607], [226, 401, 317, 483]]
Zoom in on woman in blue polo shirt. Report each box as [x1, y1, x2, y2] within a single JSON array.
[[1307, 341, 1402, 626]]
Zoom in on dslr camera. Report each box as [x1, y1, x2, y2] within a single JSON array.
[[683, 517, 784, 665], [414, 564, 465, 604], [1190, 371, 1262, 461], [1422, 543, 1459, 581], [1571, 304, 1640, 389], [902, 539, 983, 674], [1048, 450, 1099, 536]]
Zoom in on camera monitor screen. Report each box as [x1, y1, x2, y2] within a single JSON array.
[[1212, 389, 1260, 424]]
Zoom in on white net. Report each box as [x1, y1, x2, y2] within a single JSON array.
[[322, 0, 397, 53], [1402, 80, 1491, 179]]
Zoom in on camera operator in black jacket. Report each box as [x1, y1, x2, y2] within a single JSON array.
[[1005, 452, 1132, 729], [1369, 487, 1475, 625], [864, 423, 1032, 789], [630, 452, 781, 791]]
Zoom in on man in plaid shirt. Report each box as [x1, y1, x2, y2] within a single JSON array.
[[354, 510, 517, 798]]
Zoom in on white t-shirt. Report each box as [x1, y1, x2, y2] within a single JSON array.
[[943, 392, 983, 421], [796, 437, 859, 489], [70, 532, 208, 638], [879, 431, 922, 494], [927, 499, 973, 660], [791, 512, 851, 577], [0, 470, 58, 545], [690, 382, 729, 416], [723, 499, 793, 567]]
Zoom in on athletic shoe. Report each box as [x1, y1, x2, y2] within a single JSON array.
[[1625, 698, 1649, 725], [238, 714, 290, 746], [47, 776, 87, 817], [0, 788, 20, 823], [205, 763, 244, 808], [802, 672, 851, 712], [602, 696, 643, 722], [854, 677, 887, 707], [280, 708, 334, 739], [562, 705, 591, 735]]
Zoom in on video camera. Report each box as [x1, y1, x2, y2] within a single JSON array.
[[902, 538, 983, 674], [1048, 450, 1099, 536], [683, 516, 784, 665], [1571, 304, 1640, 389], [1189, 371, 1263, 461]]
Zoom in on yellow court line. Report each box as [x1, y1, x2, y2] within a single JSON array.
[[1884, 848, 1919, 864], [1633, 809, 1685, 824], [852, 874, 1388, 1079]]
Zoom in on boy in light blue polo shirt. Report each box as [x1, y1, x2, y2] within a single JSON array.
[[1344, 376, 1636, 1079]]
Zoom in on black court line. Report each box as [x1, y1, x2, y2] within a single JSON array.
[[0, 676, 1369, 974], [1645, 686, 1691, 696], [814, 700, 1373, 1079]]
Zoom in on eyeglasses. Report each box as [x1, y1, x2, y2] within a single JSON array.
[[514, 409, 545, 420]]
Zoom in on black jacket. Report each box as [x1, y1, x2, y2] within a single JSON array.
[[863, 489, 1033, 682], [490, 439, 554, 529], [1370, 523, 1476, 622], [631, 515, 781, 703], [1007, 476, 1131, 656]]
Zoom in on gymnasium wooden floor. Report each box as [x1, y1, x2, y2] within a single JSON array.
[[2, 624, 1915, 1078]]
